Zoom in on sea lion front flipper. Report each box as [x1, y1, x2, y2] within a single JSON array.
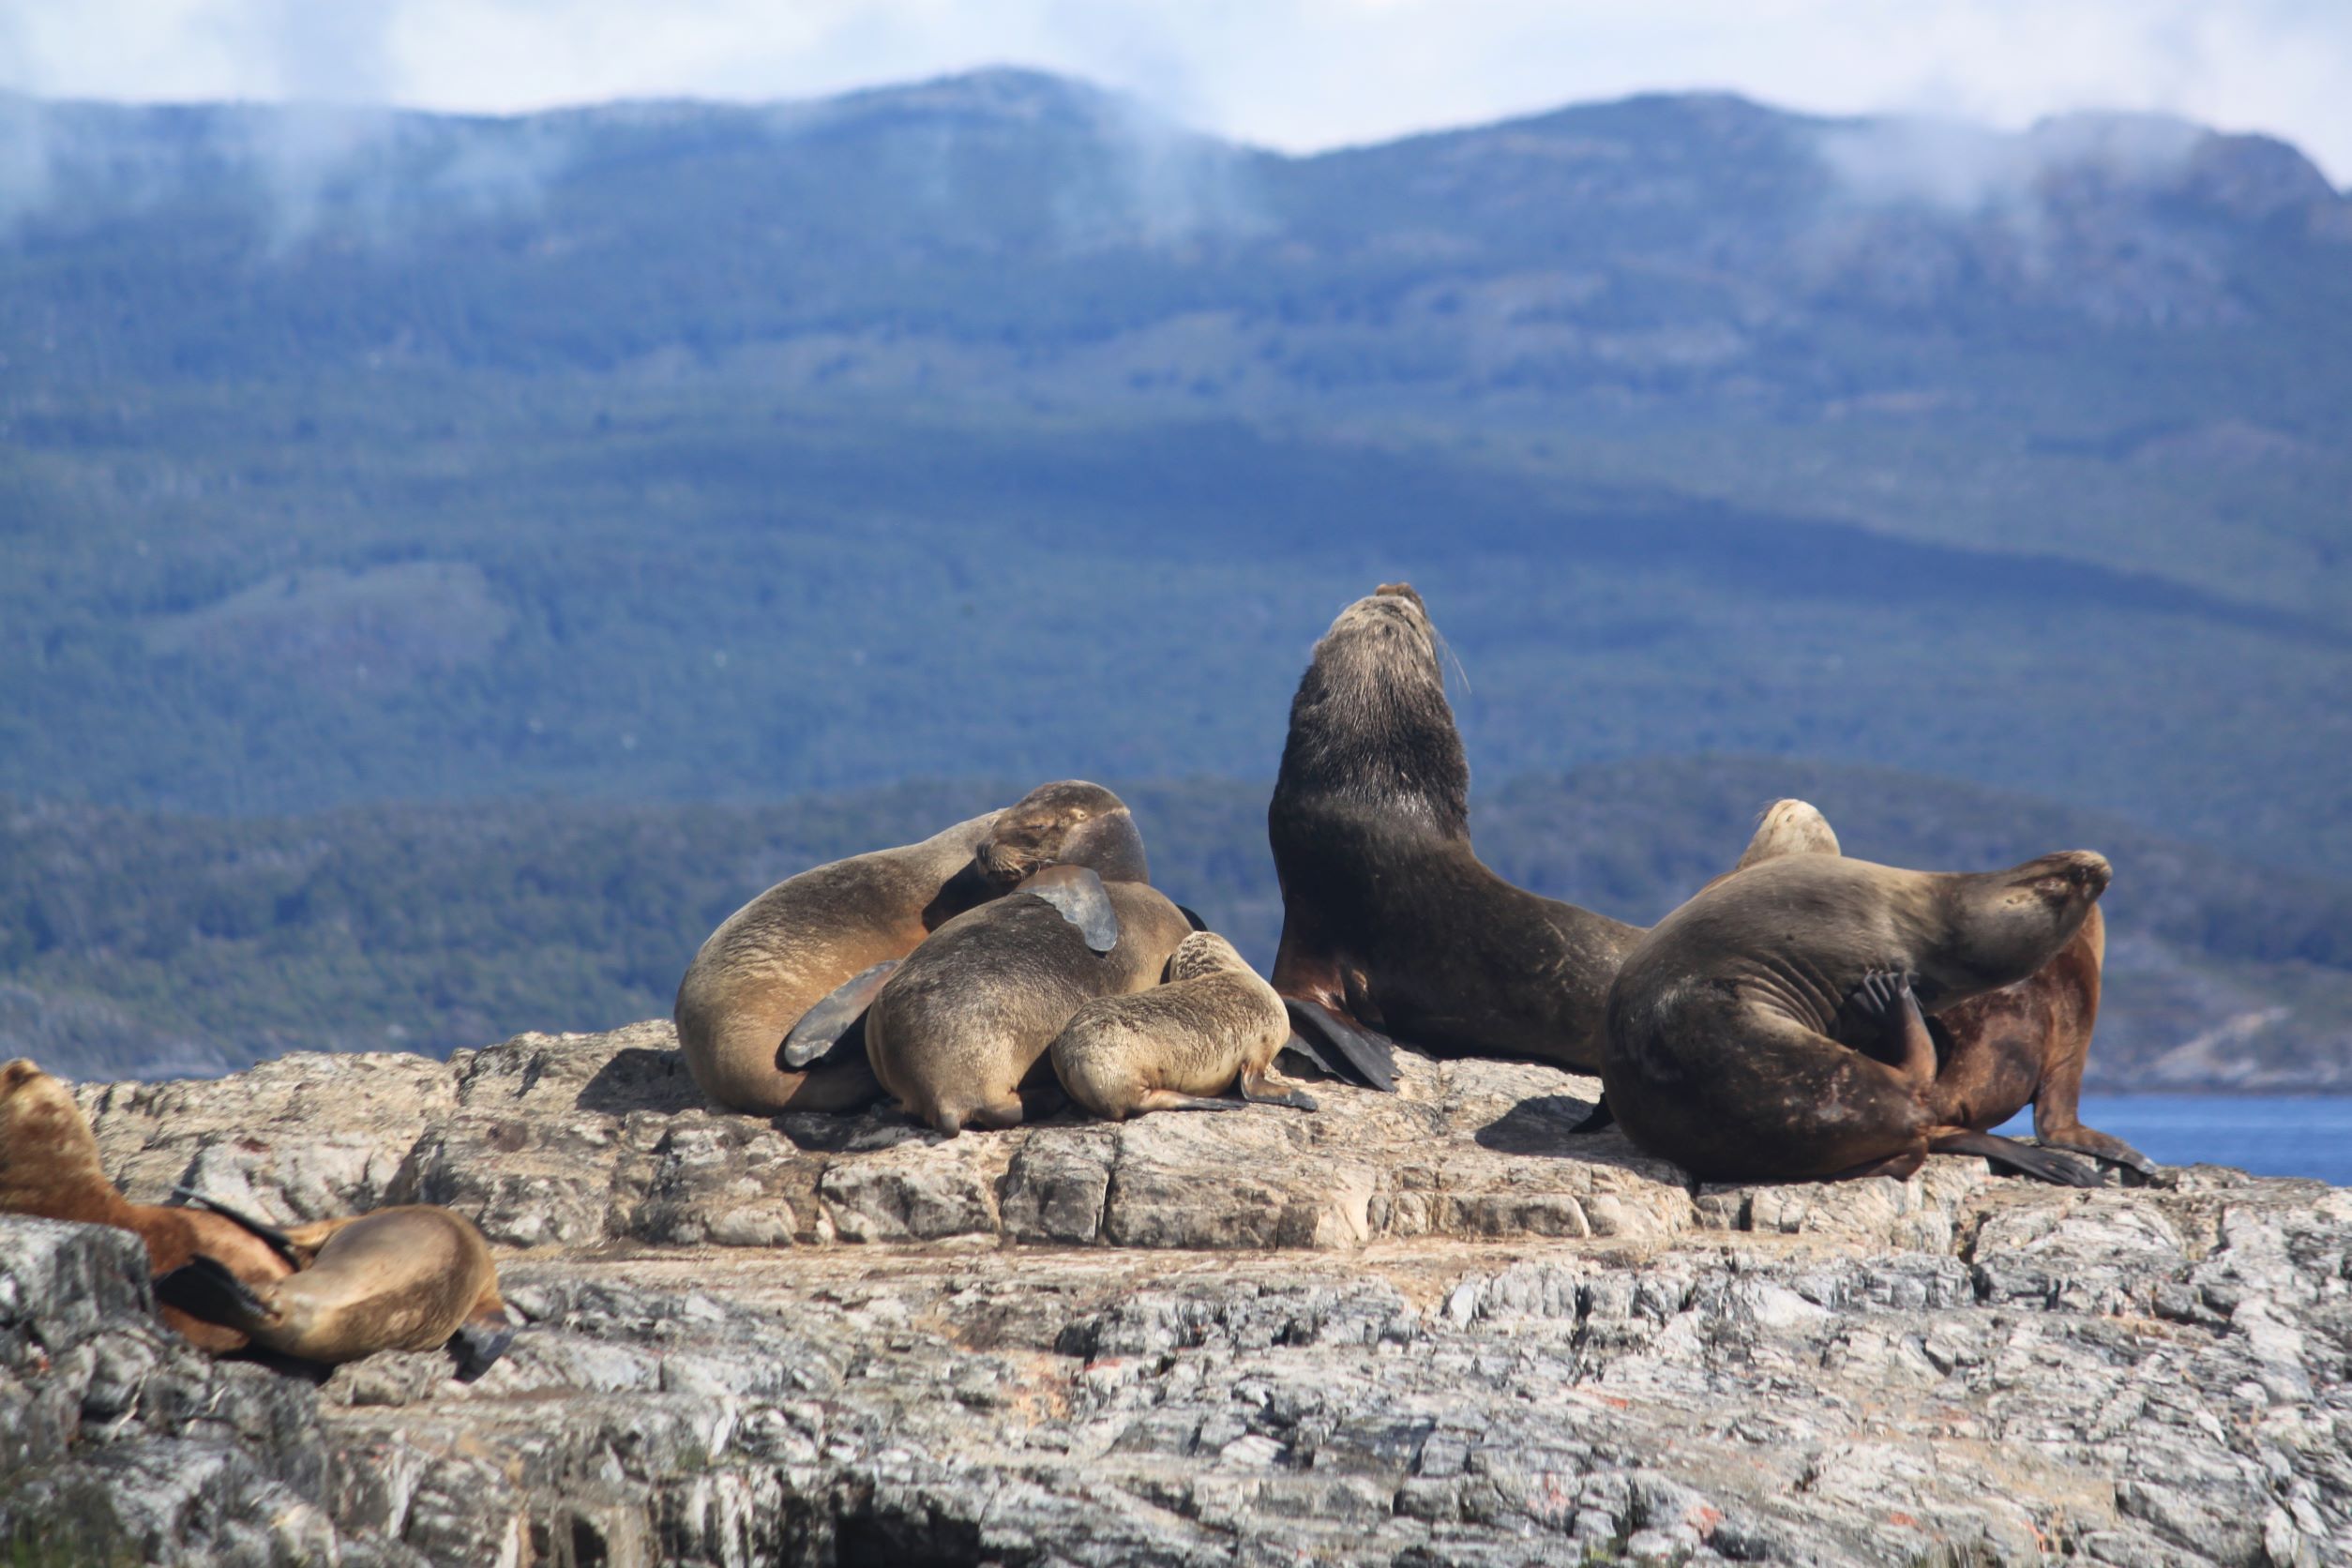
[[449, 1308, 518, 1382], [1238, 1068, 1319, 1113], [1929, 1130, 2105, 1188], [171, 1187, 305, 1270], [154, 1253, 275, 1333], [1281, 999, 1396, 1093], [779, 960, 900, 1069], [1176, 904, 1210, 933], [2036, 1127, 2161, 1179], [1569, 1094, 1615, 1134], [1022, 866, 1120, 954]]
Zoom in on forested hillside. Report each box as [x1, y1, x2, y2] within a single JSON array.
[[7, 759, 2348, 1087]]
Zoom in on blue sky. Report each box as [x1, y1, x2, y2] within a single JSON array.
[[3, 0, 2347, 181]]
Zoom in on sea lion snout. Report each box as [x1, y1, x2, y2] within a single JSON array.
[[2022, 851, 2112, 901], [1375, 582, 1425, 610]]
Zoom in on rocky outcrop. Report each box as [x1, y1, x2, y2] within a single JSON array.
[[5, 1021, 2348, 1565]]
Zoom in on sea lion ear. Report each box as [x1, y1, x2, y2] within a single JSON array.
[[1023, 866, 1120, 954], [779, 959, 899, 1069]]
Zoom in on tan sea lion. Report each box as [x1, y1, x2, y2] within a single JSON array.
[[864, 866, 1197, 1134], [675, 780, 1150, 1114], [155, 1203, 514, 1377], [1049, 930, 1317, 1121], [1267, 584, 1644, 1089], [0, 1058, 293, 1353], [1602, 849, 2116, 1184]]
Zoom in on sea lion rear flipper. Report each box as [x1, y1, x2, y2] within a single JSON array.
[[1281, 999, 1396, 1093], [1569, 1094, 1615, 1134], [1929, 1130, 2105, 1188], [1023, 866, 1120, 954], [1238, 1069, 1319, 1113], [449, 1308, 518, 1382], [171, 1187, 305, 1269], [779, 960, 900, 1069], [154, 1254, 272, 1333], [2037, 1128, 2161, 1179]]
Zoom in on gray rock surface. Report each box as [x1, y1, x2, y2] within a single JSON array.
[[1, 1019, 2344, 1565]]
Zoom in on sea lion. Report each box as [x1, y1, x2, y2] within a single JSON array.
[[0, 1058, 293, 1353], [1723, 799, 2149, 1173], [1267, 583, 1644, 1088], [1602, 849, 2117, 1185], [675, 780, 1150, 1114], [1049, 930, 1318, 1121], [864, 866, 1197, 1134], [154, 1203, 514, 1377]]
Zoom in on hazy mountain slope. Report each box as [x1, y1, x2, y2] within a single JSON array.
[[1, 71, 2346, 880], [6, 761, 2346, 1086]]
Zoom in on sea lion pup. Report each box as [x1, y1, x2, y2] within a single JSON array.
[[1717, 800, 2152, 1175], [1049, 931, 1317, 1121], [864, 866, 1197, 1134], [1267, 583, 1644, 1089], [675, 780, 1149, 1114], [0, 1058, 293, 1353], [155, 1203, 515, 1378], [1602, 850, 2117, 1185]]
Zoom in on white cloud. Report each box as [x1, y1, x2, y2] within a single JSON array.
[[1, 0, 2345, 182]]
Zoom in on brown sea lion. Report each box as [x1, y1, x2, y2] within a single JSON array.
[[1724, 799, 2152, 1175], [0, 1058, 293, 1353], [864, 866, 1197, 1134], [154, 1203, 514, 1377], [1049, 930, 1318, 1121], [675, 780, 1149, 1114], [1602, 849, 2116, 1185], [1267, 583, 1644, 1089]]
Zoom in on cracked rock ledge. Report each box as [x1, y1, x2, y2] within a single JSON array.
[[3, 1019, 2347, 1566]]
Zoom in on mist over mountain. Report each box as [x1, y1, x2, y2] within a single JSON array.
[[0, 69, 2347, 1080]]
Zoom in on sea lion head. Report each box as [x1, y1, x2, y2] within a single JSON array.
[[1922, 850, 2112, 1004], [1165, 929, 1248, 983], [0, 1059, 106, 1198], [1734, 799, 1842, 872], [978, 780, 1149, 888], [1278, 583, 1469, 830]]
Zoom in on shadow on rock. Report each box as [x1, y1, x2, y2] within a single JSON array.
[[1474, 1093, 1613, 1156], [575, 1048, 706, 1116]]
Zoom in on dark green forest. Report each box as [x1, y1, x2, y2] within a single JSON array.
[[7, 758, 2349, 1087]]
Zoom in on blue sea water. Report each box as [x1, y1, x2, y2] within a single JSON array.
[[1994, 1095, 2352, 1185]]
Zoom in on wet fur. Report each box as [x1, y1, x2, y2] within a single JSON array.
[[1050, 932, 1299, 1120], [1602, 851, 2113, 1182], [675, 781, 1148, 1115], [1268, 584, 1643, 1071], [0, 1059, 293, 1352], [864, 878, 1196, 1134]]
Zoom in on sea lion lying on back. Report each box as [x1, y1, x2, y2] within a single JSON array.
[[675, 780, 1150, 1115], [1267, 584, 1645, 1088], [1603, 848, 2116, 1185], [0, 1058, 293, 1353], [864, 867, 1198, 1134], [1690, 799, 2150, 1174], [1049, 931, 1317, 1121], [156, 1203, 514, 1378]]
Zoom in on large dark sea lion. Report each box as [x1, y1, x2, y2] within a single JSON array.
[[1602, 849, 2117, 1184], [0, 1059, 294, 1353], [675, 780, 1148, 1115], [156, 1203, 515, 1377], [1267, 584, 1643, 1088], [864, 867, 1197, 1134], [1729, 798, 2150, 1173], [1049, 930, 1316, 1121]]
